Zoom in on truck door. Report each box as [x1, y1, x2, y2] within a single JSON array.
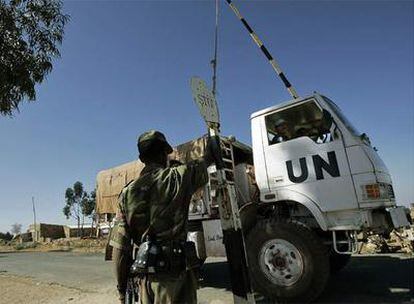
[[261, 99, 358, 212]]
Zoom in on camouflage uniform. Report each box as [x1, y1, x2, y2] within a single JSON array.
[[110, 130, 208, 304]]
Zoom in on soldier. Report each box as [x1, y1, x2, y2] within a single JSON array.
[[110, 130, 217, 303], [271, 118, 293, 144]]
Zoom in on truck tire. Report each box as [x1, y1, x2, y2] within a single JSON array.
[[329, 252, 351, 274], [246, 219, 330, 303]]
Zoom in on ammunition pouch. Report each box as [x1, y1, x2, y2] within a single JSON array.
[[129, 240, 200, 277]]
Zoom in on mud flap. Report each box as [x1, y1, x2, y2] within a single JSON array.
[[387, 207, 410, 228], [223, 229, 254, 302]]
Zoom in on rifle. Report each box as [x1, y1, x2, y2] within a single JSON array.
[[124, 243, 140, 304], [124, 275, 138, 304]]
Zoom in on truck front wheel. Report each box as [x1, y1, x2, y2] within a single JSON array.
[[246, 219, 330, 303]]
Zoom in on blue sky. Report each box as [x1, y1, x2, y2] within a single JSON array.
[[0, 0, 413, 233]]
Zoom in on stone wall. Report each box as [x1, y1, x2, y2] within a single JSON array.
[[29, 223, 65, 241]]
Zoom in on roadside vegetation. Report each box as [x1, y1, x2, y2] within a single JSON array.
[[63, 181, 96, 237], [0, 237, 106, 253], [0, 0, 69, 116]]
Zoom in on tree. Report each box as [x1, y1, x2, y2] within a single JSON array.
[[11, 223, 22, 235], [63, 182, 95, 237], [82, 189, 96, 236], [82, 189, 96, 219], [0, 231, 13, 241], [0, 0, 69, 116]]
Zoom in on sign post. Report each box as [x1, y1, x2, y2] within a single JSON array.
[[191, 77, 255, 304]]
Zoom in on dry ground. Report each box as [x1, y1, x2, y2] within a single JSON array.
[[0, 252, 412, 304], [0, 274, 115, 304]]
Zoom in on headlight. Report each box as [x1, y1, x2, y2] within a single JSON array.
[[362, 183, 394, 200]]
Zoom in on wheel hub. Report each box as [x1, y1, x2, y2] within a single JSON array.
[[272, 256, 286, 269], [259, 239, 304, 286]]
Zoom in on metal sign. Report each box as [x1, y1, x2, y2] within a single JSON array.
[[190, 77, 220, 124]]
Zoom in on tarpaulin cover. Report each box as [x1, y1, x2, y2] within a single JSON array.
[[95, 136, 254, 215], [95, 137, 208, 214], [96, 160, 145, 214]]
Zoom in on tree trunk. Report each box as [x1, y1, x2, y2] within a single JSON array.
[[90, 214, 95, 237], [76, 216, 80, 237], [77, 216, 80, 238], [81, 214, 84, 238], [76, 202, 81, 238]]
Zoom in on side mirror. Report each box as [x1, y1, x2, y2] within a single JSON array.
[[360, 133, 372, 145]]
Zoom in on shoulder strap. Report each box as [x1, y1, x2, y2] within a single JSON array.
[[140, 167, 178, 242]]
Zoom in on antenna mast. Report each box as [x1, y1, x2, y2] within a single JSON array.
[[224, 0, 300, 99], [211, 0, 219, 97]]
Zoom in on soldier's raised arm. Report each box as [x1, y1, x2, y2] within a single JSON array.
[[171, 135, 221, 195]]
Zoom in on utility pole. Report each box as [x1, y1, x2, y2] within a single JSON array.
[[211, 0, 219, 97], [191, 77, 256, 303], [32, 196, 37, 242]]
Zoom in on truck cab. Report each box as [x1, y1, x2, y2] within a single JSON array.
[[251, 92, 409, 236], [245, 93, 411, 302]]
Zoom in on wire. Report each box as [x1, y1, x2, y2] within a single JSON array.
[[211, 0, 219, 97]]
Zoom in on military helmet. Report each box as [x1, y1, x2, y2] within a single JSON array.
[[137, 130, 173, 157], [275, 118, 287, 127]]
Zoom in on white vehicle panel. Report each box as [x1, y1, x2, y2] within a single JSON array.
[[325, 209, 364, 230], [347, 145, 373, 174], [251, 116, 270, 192], [362, 145, 389, 174], [346, 142, 389, 177], [262, 134, 358, 212]]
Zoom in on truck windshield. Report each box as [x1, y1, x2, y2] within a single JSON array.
[[322, 96, 361, 137], [265, 100, 334, 145]]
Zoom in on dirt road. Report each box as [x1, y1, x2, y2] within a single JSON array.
[[0, 252, 412, 304]]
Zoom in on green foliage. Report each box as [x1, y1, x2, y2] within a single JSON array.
[[82, 189, 96, 218], [14, 243, 24, 250], [14, 242, 37, 250], [0, 0, 69, 116], [0, 231, 13, 241], [64, 181, 85, 220], [63, 181, 96, 236]]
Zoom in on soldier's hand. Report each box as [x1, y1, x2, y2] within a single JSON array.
[[205, 135, 224, 169], [204, 137, 214, 166]]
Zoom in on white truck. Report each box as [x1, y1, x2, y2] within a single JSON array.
[[243, 92, 410, 301], [180, 90, 410, 302], [98, 1, 411, 301], [97, 92, 411, 302], [191, 1, 411, 300]]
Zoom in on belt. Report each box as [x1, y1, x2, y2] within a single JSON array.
[[130, 240, 198, 277]]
